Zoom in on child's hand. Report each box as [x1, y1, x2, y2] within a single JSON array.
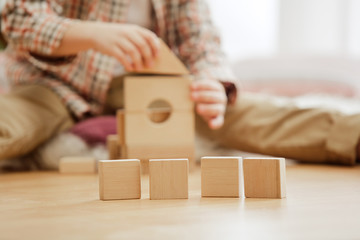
[[92, 23, 160, 71], [190, 80, 227, 129]]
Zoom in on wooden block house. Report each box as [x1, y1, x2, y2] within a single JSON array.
[[114, 40, 195, 172]]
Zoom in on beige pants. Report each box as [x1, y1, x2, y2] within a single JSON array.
[[196, 94, 360, 165], [1, 85, 359, 165], [0, 85, 74, 160]]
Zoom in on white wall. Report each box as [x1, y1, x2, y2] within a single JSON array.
[[207, 0, 279, 61], [208, 0, 360, 60], [278, 0, 347, 56], [0, 0, 358, 60], [348, 0, 360, 57], [277, 0, 360, 58]]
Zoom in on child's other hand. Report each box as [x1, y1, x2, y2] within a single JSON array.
[[92, 23, 160, 71], [190, 80, 227, 129]]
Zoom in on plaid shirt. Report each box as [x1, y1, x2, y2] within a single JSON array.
[[1, 0, 237, 119]]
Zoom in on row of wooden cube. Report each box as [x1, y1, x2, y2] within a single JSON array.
[[202, 157, 286, 198], [99, 157, 286, 200], [99, 158, 188, 200]]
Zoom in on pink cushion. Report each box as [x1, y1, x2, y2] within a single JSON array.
[[69, 116, 117, 145]]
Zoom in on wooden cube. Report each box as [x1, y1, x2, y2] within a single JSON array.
[[107, 134, 120, 160], [99, 159, 141, 200], [149, 159, 189, 200], [201, 157, 242, 198], [59, 157, 96, 174], [243, 157, 286, 199]]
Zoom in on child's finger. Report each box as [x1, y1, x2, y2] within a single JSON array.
[[191, 80, 222, 91], [127, 33, 154, 68], [196, 103, 225, 118], [191, 90, 227, 104], [208, 115, 224, 129], [113, 47, 133, 71], [139, 29, 160, 57], [117, 38, 143, 71]]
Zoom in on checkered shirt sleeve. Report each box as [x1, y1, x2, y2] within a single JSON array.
[[1, 0, 72, 55], [175, 0, 235, 81]]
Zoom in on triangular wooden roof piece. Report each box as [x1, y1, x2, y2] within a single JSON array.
[[130, 39, 189, 75]]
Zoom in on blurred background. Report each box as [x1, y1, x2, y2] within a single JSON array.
[[0, 0, 359, 99], [208, 0, 360, 99], [208, 0, 360, 60], [1, 0, 359, 58]]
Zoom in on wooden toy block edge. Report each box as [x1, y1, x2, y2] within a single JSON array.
[[116, 110, 127, 158], [200, 156, 242, 198], [98, 159, 141, 201], [149, 158, 189, 200], [243, 157, 286, 199], [107, 134, 121, 160], [59, 157, 96, 174]]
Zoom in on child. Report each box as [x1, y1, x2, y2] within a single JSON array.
[[1, 0, 359, 166]]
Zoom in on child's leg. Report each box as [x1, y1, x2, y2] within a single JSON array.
[[196, 93, 360, 165], [0, 85, 74, 160]]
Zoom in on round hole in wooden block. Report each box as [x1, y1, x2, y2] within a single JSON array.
[[147, 99, 172, 123]]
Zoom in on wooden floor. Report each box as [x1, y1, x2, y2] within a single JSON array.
[[1, 163, 360, 240]]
